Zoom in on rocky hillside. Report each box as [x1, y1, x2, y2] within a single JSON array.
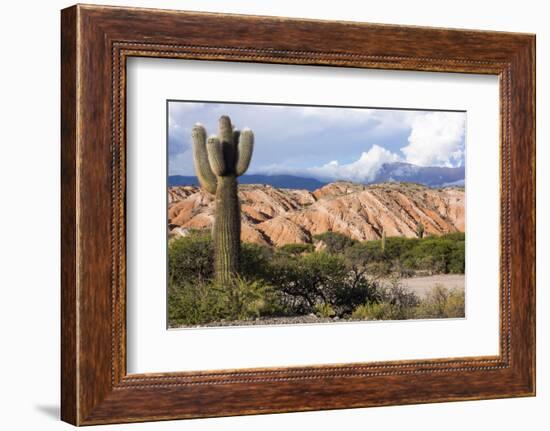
[[168, 182, 465, 247]]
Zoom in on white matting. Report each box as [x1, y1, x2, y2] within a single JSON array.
[[126, 57, 500, 373]]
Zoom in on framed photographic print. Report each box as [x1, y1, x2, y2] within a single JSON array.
[[61, 4, 536, 425]]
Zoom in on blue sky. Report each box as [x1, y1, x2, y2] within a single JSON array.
[[168, 101, 466, 182]]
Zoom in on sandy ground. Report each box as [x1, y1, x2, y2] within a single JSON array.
[[398, 274, 465, 298]]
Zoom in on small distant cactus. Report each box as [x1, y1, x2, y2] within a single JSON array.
[[191, 116, 254, 284], [381, 229, 386, 252], [416, 221, 425, 239]]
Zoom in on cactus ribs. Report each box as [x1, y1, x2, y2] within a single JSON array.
[[191, 115, 254, 284]]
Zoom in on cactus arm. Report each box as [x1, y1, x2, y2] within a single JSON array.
[[218, 115, 236, 170], [232, 129, 241, 150], [218, 115, 234, 145], [191, 124, 217, 194], [234, 128, 254, 177], [206, 135, 226, 176]]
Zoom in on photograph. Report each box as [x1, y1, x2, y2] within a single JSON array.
[[167, 101, 466, 328]]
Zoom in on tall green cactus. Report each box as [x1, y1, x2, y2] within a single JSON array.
[[381, 229, 386, 253], [191, 115, 254, 284]]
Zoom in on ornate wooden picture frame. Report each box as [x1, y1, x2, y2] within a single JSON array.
[[61, 4, 535, 425]]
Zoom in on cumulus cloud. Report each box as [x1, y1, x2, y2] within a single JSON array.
[[307, 145, 401, 182], [258, 145, 401, 182], [400, 112, 465, 167]]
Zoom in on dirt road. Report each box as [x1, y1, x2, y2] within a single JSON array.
[[398, 274, 465, 298]]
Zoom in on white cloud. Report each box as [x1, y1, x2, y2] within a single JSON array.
[[401, 112, 465, 167], [308, 145, 401, 182], [257, 144, 401, 182]]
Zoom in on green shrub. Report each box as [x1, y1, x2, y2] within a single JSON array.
[[314, 231, 356, 253], [332, 275, 383, 316], [382, 280, 421, 311], [447, 243, 465, 274], [344, 241, 382, 266], [443, 289, 466, 317], [240, 242, 274, 280], [220, 275, 275, 320], [390, 258, 415, 278], [168, 230, 213, 285], [279, 243, 315, 255], [351, 302, 402, 320], [314, 303, 336, 318], [168, 275, 277, 326], [414, 284, 465, 318], [167, 280, 226, 326], [267, 251, 348, 315], [341, 233, 464, 278], [351, 280, 420, 321], [384, 236, 419, 261]]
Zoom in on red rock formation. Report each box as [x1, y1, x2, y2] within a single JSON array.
[[168, 182, 465, 246]]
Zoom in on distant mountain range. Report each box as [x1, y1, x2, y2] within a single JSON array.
[[168, 174, 327, 191], [169, 162, 465, 190], [373, 162, 465, 187]]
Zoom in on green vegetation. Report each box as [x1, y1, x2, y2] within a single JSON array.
[[279, 243, 315, 255], [350, 281, 464, 321], [168, 230, 465, 326], [414, 283, 465, 319], [168, 275, 278, 326], [313, 231, 356, 253], [338, 231, 465, 277]]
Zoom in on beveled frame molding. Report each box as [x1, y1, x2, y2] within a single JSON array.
[[61, 4, 535, 425]]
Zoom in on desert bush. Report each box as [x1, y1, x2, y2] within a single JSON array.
[[443, 289, 466, 317], [351, 302, 402, 321], [220, 275, 277, 320], [404, 234, 465, 274], [382, 279, 421, 311], [344, 232, 466, 276], [415, 284, 465, 318], [279, 243, 315, 255], [390, 258, 415, 278], [314, 303, 336, 318], [266, 251, 347, 315], [350, 279, 420, 321], [168, 230, 213, 284], [167, 280, 226, 326], [314, 231, 356, 253], [332, 275, 383, 316], [365, 260, 392, 277], [344, 241, 382, 266], [447, 242, 465, 274], [442, 232, 466, 241], [168, 275, 278, 325], [240, 242, 274, 280], [350, 283, 464, 322]]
